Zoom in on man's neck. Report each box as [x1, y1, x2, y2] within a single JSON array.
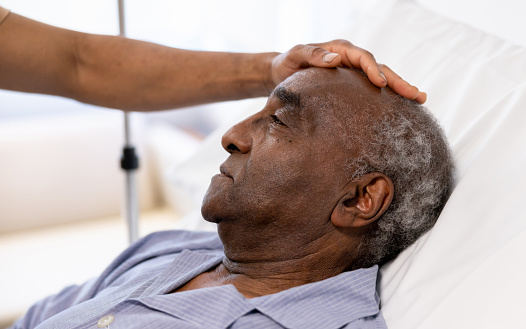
[[218, 248, 350, 297], [206, 229, 358, 297], [173, 245, 352, 298], [172, 221, 359, 298]]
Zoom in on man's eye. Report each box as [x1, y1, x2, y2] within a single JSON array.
[[271, 115, 286, 126]]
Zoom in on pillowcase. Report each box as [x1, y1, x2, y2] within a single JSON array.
[[343, 0, 526, 327]]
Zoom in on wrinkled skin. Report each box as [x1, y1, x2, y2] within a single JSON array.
[[188, 68, 395, 298], [177, 69, 394, 298], [205, 72, 351, 255]]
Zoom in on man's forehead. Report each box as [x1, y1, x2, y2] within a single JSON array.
[[276, 69, 321, 93], [272, 86, 302, 108], [275, 68, 358, 104], [271, 68, 356, 113], [274, 68, 393, 117], [270, 69, 330, 110], [278, 67, 383, 94]]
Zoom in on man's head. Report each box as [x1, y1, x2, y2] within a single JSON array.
[[202, 67, 454, 270]]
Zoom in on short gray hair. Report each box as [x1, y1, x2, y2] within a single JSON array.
[[346, 95, 454, 269]]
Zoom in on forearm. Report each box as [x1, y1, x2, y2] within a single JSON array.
[[0, 12, 277, 111], [0, 13, 80, 99], [74, 34, 277, 111]]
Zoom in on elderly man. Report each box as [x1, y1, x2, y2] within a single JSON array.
[[11, 68, 453, 329]]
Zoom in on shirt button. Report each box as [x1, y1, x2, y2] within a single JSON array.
[[97, 315, 115, 328]]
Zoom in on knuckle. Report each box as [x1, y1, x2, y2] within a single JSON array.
[[310, 46, 326, 57], [290, 44, 306, 53], [333, 39, 353, 46], [362, 50, 374, 58]]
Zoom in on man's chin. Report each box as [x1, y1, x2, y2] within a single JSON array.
[[200, 192, 229, 224], [201, 177, 239, 224], [201, 197, 240, 225], [201, 180, 223, 223], [201, 209, 220, 224]]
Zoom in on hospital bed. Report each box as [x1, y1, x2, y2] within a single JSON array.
[[2, 0, 526, 327]]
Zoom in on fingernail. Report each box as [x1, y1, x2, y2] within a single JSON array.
[[323, 53, 338, 63], [379, 72, 387, 83]]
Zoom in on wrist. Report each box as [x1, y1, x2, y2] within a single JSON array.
[[262, 52, 280, 95]]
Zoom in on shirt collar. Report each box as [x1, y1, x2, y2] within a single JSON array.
[[135, 251, 250, 328], [137, 249, 380, 329], [251, 265, 381, 329]]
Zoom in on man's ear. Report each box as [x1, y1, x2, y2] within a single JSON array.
[[331, 172, 394, 228]]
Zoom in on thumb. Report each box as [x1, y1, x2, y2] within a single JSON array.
[[321, 52, 342, 66], [290, 45, 343, 68]]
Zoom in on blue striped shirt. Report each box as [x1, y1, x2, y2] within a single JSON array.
[[11, 230, 386, 329]]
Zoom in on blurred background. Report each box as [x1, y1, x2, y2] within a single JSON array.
[[2, 0, 525, 326]]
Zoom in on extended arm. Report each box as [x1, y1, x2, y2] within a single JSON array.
[[0, 12, 278, 111], [0, 11, 425, 111]]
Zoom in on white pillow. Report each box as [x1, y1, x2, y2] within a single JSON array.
[[165, 1, 526, 327], [343, 0, 526, 328]]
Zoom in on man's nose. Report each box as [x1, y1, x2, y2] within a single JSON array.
[[221, 118, 252, 154]]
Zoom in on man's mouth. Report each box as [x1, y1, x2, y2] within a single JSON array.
[[219, 164, 233, 179]]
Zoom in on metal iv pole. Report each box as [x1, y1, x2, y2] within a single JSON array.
[[118, 0, 140, 244]]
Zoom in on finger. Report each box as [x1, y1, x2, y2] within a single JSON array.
[[311, 40, 387, 88], [270, 45, 345, 86], [381, 65, 426, 103], [415, 91, 427, 104], [288, 44, 343, 68], [362, 55, 388, 88], [348, 47, 388, 88]]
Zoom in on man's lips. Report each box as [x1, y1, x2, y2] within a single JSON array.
[[219, 164, 233, 178]]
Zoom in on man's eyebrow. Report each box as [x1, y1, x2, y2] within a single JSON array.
[[273, 86, 302, 108]]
